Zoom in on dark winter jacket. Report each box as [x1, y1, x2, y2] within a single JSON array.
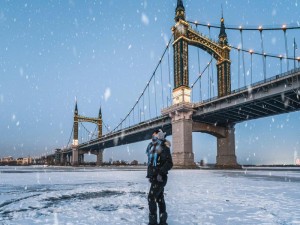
[[146, 139, 173, 182]]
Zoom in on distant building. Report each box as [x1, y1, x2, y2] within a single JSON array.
[[1, 156, 14, 162], [130, 160, 139, 165], [0, 156, 17, 166], [16, 157, 32, 165]]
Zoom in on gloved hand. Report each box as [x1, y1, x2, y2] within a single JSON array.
[[157, 174, 163, 182]]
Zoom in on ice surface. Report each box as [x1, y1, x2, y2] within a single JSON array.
[[0, 166, 300, 225]]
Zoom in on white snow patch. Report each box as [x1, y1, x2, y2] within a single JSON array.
[[0, 167, 300, 225], [104, 88, 111, 102], [141, 13, 149, 25]]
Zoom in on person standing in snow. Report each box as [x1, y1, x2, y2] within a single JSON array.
[[146, 129, 173, 225]]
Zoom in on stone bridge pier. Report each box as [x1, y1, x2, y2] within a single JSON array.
[[95, 150, 104, 166], [163, 103, 195, 167], [72, 147, 79, 166], [163, 103, 240, 168], [193, 122, 240, 168], [72, 148, 104, 166]]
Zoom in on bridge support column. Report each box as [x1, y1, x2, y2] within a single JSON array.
[[72, 147, 79, 166], [61, 154, 66, 166], [96, 150, 104, 166], [163, 103, 195, 168], [216, 125, 241, 169], [80, 154, 84, 164]]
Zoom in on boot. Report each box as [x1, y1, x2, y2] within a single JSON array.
[[159, 212, 168, 225], [148, 214, 158, 225]]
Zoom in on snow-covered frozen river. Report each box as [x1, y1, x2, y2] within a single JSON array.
[[0, 166, 300, 225]]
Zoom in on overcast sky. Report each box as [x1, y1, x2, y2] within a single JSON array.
[[0, 0, 299, 165]]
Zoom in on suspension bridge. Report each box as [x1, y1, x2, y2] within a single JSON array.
[[49, 0, 300, 168]]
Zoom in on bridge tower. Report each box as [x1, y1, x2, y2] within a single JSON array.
[[163, 0, 239, 168], [72, 102, 103, 166]]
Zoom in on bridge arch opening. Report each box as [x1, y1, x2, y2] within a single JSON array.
[[192, 132, 217, 165]]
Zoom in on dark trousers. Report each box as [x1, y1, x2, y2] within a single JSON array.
[[148, 178, 167, 215]]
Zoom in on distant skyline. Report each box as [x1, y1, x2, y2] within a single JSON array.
[[0, 0, 300, 165]]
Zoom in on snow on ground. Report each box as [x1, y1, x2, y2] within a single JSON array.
[[0, 166, 300, 225]]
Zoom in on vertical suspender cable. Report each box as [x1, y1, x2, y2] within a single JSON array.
[[294, 38, 296, 69], [160, 61, 164, 108], [238, 48, 241, 89], [197, 24, 202, 102], [208, 26, 215, 97], [167, 46, 172, 106], [208, 26, 213, 97], [207, 61, 210, 99], [133, 106, 135, 124], [240, 29, 246, 86], [197, 48, 202, 102], [153, 73, 158, 117], [198, 48, 202, 101], [79, 123, 82, 144], [250, 51, 253, 85], [264, 54, 267, 79], [148, 85, 151, 119], [138, 100, 140, 123], [280, 56, 283, 74], [143, 93, 145, 121], [259, 29, 266, 81], [211, 59, 214, 97], [129, 112, 130, 127], [283, 28, 289, 71], [208, 26, 211, 99]]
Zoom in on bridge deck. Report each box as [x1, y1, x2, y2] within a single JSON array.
[[77, 116, 171, 151], [193, 68, 300, 126], [62, 69, 300, 153]]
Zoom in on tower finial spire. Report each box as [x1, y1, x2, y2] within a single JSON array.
[[99, 106, 102, 118], [175, 0, 185, 22], [218, 6, 228, 46], [177, 0, 184, 8], [221, 4, 223, 18], [74, 99, 78, 114]]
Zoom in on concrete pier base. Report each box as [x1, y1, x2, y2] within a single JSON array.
[[215, 125, 241, 169], [72, 147, 79, 166], [162, 103, 196, 168], [96, 150, 104, 166]]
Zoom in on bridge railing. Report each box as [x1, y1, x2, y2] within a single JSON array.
[[199, 67, 300, 105], [77, 115, 169, 148]]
